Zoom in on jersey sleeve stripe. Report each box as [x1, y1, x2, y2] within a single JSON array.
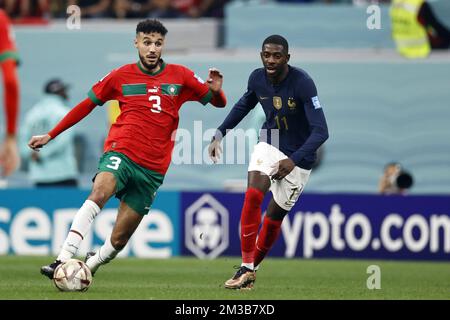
[[122, 84, 147, 96], [200, 89, 213, 105], [0, 51, 19, 64], [88, 89, 105, 106]]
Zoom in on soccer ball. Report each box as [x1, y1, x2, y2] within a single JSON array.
[[53, 259, 93, 292]]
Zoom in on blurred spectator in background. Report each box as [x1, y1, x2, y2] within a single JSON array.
[[114, 0, 154, 18], [1, 0, 49, 19], [21, 79, 79, 187], [378, 162, 414, 195], [182, 0, 229, 18], [112, 0, 229, 20], [67, 0, 112, 18], [418, 0, 450, 49], [139, 0, 182, 19], [276, 0, 315, 3], [0, 8, 20, 178], [390, 0, 450, 58], [169, 0, 227, 18], [353, 0, 391, 5], [113, 0, 182, 19], [48, 0, 68, 18]]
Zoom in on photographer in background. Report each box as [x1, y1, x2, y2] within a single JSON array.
[[21, 79, 79, 187], [378, 162, 414, 195]]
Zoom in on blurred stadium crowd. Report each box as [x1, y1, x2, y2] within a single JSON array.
[[1, 0, 450, 193], [1, 0, 391, 21]]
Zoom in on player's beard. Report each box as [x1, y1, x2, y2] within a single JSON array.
[[265, 66, 281, 80], [139, 53, 160, 71], [265, 64, 287, 83]]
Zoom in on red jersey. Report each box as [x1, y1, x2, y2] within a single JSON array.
[[1, 9, 19, 136], [0, 9, 19, 64], [88, 61, 213, 175]]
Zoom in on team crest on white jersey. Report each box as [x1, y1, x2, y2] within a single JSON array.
[[194, 74, 205, 84]]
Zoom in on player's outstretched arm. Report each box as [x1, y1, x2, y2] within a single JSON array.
[[28, 98, 97, 151], [207, 68, 226, 108], [209, 71, 259, 164]]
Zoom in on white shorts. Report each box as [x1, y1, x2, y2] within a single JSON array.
[[248, 142, 311, 211]]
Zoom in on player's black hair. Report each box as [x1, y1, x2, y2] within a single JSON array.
[[262, 35, 289, 54], [136, 19, 168, 36]]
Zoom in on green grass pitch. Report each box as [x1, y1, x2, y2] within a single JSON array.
[[0, 256, 448, 300]]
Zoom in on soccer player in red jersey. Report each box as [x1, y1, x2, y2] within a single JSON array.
[[0, 9, 20, 177], [29, 19, 227, 279]]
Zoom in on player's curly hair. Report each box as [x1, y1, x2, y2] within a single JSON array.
[[262, 35, 289, 54], [136, 19, 168, 36]]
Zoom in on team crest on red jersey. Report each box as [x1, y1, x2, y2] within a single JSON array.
[[162, 84, 182, 96]]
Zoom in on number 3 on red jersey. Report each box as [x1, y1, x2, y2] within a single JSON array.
[[149, 95, 161, 113]]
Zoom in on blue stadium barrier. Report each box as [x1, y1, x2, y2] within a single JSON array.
[[1, 189, 449, 260], [0, 189, 180, 257]]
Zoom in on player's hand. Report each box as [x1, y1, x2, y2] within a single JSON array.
[[28, 134, 51, 151], [0, 135, 20, 177], [208, 138, 222, 164], [270, 158, 295, 180], [207, 68, 223, 94]]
